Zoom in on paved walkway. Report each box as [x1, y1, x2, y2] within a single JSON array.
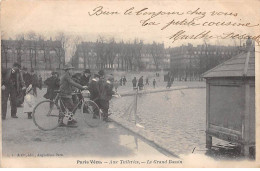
[[1, 82, 205, 160]]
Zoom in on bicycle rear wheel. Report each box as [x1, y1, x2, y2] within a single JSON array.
[[32, 100, 62, 131], [81, 100, 102, 127]]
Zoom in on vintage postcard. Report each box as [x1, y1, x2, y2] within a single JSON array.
[[0, 0, 259, 168]]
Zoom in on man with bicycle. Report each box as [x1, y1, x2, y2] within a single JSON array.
[[59, 64, 88, 127]]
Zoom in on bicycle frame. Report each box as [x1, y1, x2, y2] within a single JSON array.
[[52, 92, 86, 117]]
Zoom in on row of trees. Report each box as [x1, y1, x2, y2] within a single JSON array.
[[2, 31, 243, 76], [1, 31, 66, 70], [72, 37, 166, 71]]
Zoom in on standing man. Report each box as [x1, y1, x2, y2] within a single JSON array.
[[80, 69, 91, 86], [59, 64, 87, 127], [145, 77, 149, 85], [123, 76, 127, 86], [44, 71, 60, 102], [153, 79, 156, 88], [96, 70, 115, 122], [22, 67, 32, 88], [132, 77, 137, 90], [38, 74, 43, 90], [119, 77, 123, 86], [2, 62, 26, 119], [138, 76, 144, 90]]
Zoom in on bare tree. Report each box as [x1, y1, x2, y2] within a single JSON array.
[[106, 38, 117, 69], [1, 40, 10, 68], [95, 36, 107, 69], [15, 33, 25, 66], [54, 32, 68, 68], [151, 42, 164, 70], [26, 31, 38, 69]]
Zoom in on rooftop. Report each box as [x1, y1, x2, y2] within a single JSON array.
[[202, 43, 255, 78]]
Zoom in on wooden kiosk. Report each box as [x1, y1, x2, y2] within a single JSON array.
[[202, 39, 255, 157]]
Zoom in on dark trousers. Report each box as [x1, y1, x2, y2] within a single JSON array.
[[2, 86, 18, 118], [60, 97, 77, 114], [95, 99, 109, 118]]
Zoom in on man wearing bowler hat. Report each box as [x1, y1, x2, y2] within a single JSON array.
[[59, 63, 88, 127], [1, 62, 26, 119], [80, 69, 91, 86]]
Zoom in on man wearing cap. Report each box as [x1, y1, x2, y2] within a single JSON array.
[[59, 64, 88, 126], [96, 70, 115, 121], [1, 62, 26, 119]]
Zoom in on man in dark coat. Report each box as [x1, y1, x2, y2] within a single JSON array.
[[145, 77, 149, 85], [80, 69, 91, 86], [122, 76, 127, 86], [132, 77, 137, 90], [72, 73, 82, 105], [138, 76, 144, 90], [119, 77, 123, 86], [1, 62, 26, 119], [44, 71, 60, 101], [22, 67, 32, 88], [38, 74, 43, 90], [96, 70, 115, 121]]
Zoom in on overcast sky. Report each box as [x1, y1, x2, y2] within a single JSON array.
[[1, 0, 259, 61]]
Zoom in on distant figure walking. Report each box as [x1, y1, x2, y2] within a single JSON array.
[[132, 77, 137, 90], [123, 76, 127, 86], [153, 79, 156, 88], [138, 76, 144, 90], [119, 77, 123, 86], [166, 77, 172, 88], [145, 77, 149, 85]]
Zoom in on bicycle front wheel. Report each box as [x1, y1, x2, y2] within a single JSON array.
[[81, 100, 102, 127], [32, 100, 62, 131]]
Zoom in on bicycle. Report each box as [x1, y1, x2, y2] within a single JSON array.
[[32, 90, 102, 131]]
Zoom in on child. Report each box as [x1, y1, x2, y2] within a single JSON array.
[[23, 84, 36, 119]]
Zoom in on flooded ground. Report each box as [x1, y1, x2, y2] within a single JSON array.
[[111, 88, 254, 160]]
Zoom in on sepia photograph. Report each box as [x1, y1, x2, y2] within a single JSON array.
[[0, 0, 259, 168]]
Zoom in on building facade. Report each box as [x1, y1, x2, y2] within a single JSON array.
[[169, 44, 240, 80]]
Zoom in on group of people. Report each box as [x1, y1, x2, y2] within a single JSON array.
[[1, 63, 42, 120], [43, 64, 116, 127], [1, 62, 116, 127], [132, 76, 157, 90], [119, 76, 127, 86]]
